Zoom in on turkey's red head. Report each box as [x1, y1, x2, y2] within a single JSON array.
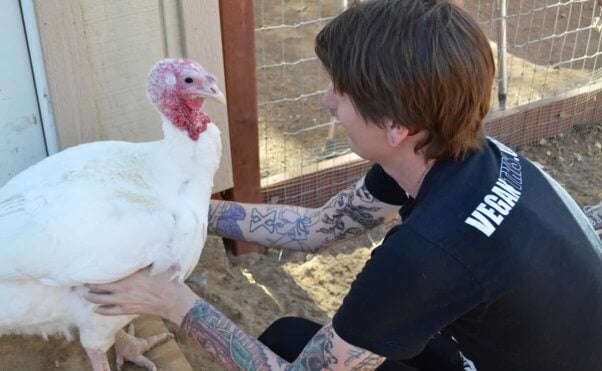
[[147, 58, 226, 140]]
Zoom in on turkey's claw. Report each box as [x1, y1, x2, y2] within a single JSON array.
[[114, 324, 173, 371]]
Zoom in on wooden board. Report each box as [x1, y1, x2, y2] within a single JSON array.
[[216, 0, 264, 254], [130, 316, 194, 371]]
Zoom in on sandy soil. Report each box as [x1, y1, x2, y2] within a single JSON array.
[[0, 0, 600, 370]]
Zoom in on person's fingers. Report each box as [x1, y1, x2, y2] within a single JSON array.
[[84, 290, 118, 305], [94, 304, 127, 316], [85, 282, 123, 292]]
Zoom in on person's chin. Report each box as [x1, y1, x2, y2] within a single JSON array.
[[349, 147, 367, 161]]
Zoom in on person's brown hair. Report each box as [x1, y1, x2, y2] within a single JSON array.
[[315, 0, 495, 160]]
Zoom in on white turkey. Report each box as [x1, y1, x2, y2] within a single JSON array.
[[0, 58, 224, 370]]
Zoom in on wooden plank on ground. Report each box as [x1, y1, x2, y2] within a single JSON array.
[[130, 316, 193, 371]]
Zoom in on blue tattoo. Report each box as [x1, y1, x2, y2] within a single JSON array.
[[290, 326, 338, 370], [318, 190, 382, 242], [213, 202, 246, 240], [250, 208, 277, 233], [250, 206, 320, 251], [275, 209, 315, 242]]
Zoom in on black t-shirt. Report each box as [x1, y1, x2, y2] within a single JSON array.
[[332, 138, 602, 370]]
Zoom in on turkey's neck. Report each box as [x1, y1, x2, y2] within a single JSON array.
[[160, 115, 213, 178]]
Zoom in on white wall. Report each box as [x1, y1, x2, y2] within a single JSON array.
[[0, 0, 47, 186]]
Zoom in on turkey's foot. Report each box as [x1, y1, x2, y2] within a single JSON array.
[[114, 323, 174, 371], [84, 348, 111, 371]]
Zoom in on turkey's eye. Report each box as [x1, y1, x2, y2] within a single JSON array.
[[184, 77, 194, 84]]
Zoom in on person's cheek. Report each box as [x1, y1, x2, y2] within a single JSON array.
[[322, 86, 337, 110]]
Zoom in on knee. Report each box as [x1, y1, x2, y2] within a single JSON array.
[[259, 316, 319, 343], [258, 316, 323, 362]]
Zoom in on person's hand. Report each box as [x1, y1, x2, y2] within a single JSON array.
[[84, 266, 199, 325]]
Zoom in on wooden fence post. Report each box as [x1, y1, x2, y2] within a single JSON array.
[[218, 0, 264, 254]]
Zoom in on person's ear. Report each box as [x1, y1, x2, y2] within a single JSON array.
[[386, 123, 410, 147]]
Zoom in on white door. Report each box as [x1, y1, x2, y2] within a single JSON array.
[[0, 0, 47, 186]]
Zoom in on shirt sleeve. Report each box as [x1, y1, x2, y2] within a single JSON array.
[[364, 164, 409, 206], [332, 226, 486, 360]]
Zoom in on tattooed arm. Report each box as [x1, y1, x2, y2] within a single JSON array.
[[181, 298, 386, 370], [209, 177, 400, 252], [86, 269, 386, 370]]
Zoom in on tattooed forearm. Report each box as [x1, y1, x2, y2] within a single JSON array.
[[251, 206, 321, 252], [288, 324, 384, 370], [289, 326, 338, 371], [317, 184, 384, 244], [351, 354, 386, 370], [345, 349, 385, 370], [182, 302, 383, 370], [209, 200, 323, 251], [209, 201, 247, 241], [208, 178, 396, 252], [182, 300, 280, 370]]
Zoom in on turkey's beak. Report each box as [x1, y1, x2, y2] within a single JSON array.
[[201, 82, 227, 105]]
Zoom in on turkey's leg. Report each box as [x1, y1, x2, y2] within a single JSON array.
[[114, 324, 174, 371], [84, 348, 111, 371]]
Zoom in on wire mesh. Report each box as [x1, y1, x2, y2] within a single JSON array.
[[254, 0, 602, 207]]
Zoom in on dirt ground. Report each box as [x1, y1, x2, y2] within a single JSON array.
[[0, 1, 600, 370]]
